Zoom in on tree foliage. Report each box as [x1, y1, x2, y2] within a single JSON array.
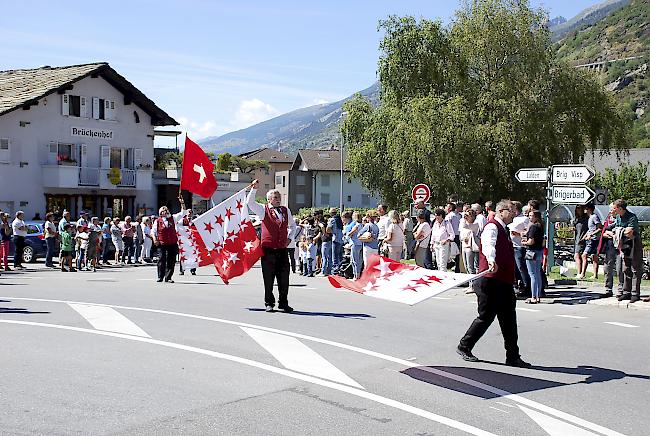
[[216, 152, 270, 174], [341, 0, 631, 208], [592, 162, 650, 205]]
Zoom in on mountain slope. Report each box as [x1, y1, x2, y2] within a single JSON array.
[[554, 0, 650, 147], [199, 83, 379, 155], [549, 0, 631, 42]]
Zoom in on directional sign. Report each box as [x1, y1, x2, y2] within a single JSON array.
[[515, 168, 547, 183], [550, 165, 595, 184], [411, 184, 431, 203], [551, 185, 595, 204]]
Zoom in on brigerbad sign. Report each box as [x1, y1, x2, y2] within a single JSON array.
[[71, 127, 113, 140]]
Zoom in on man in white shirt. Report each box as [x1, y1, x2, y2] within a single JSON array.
[[508, 201, 530, 297], [247, 180, 298, 312], [11, 211, 28, 269], [457, 199, 531, 368], [472, 203, 487, 233], [445, 202, 462, 272], [376, 204, 390, 253]]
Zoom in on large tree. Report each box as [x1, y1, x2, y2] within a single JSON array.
[[341, 0, 630, 208]]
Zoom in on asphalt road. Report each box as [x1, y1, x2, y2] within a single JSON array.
[[1, 261, 648, 436]]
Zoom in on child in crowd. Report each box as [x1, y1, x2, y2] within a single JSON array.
[[75, 224, 89, 271], [298, 236, 309, 276], [60, 224, 75, 272], [305, 237, 317, 277]]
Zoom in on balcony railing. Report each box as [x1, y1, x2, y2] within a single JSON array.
[[118, 169, 136, 187], [79, 167, 100, 186]]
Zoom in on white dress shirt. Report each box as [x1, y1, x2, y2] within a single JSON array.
[[12, 218, 27, 237], [246, 188, 297, 241], [480, 217, 507, 263], [430, 219, 455, 245]]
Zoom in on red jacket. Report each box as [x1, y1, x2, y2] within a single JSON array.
[[478, 217, 515, 284], [261, 204, 289, 249], [156, 217, 177, 245]]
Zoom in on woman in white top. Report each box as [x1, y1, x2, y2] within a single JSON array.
[[429, 208, 455, 272], [383, 210, 405, 261], [110, 217, 124, 265], [412, 210, 431, 267], [459, 209, 480, 274], [140, 217, 153, 262]]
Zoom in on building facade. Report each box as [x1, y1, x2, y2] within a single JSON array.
[[276, 149, 381, 212], [238, 147, 293, 193], [0, 63, 177, 219]]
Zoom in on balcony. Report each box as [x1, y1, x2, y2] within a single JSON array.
[[79, 167, 100, 186], [43, 165, 150, 190]]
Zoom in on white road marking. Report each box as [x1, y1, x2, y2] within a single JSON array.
[[68, 304, 150, 338], [519, 405, 599, 436], [2, 296, 626, 436], [242, 327, 363, 389], [0, 319, 496, 436], [432, 296, 452, 300], [137, 278, 154, 281], [604, 322, 638, 328], [494, 401, 516, 409], [517, 307, 541, 312], [556, 315, 587, 319]]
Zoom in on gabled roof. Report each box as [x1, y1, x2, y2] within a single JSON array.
[[238, 147, 293, 163], [293, 148, 348, 171], [0, 62, 178, 126]]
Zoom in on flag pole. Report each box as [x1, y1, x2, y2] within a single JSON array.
[[178, 133, 186, 210]]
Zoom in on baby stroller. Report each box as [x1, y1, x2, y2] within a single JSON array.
[[336, 245, 354, 279]]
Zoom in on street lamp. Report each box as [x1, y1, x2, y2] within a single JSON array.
[[339, 111, 348, 212]]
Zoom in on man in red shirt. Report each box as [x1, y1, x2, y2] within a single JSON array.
[[152, 205, 178, 283], [247, 180, 297, 312]]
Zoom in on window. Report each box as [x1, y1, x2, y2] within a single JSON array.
[[296, 174, 306, 186], [62, 94, 87, 118], [264, 183, 270, 189], [275, 176, 282, 185], [321, 174, 330, 187], [282, 176, 286, 188], [317, 152, 331, 159], [320, 193, 330, 205], [361, 194, 370, 206], [296, 193, 305, 204], [264, 168, 270, 175], [0, 138, 9, 163], [57, 143, 75, 165], [69, 95, 81, 117], [27, 224, 41, 235], [347, 195, 352, 202], [92, 98, 116, 120], [110, 148, 122, 168]]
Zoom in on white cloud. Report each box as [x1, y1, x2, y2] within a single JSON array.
[[312, 98, 330, 105], [230, 99, 280, 130], [177, 116, 226, 140]]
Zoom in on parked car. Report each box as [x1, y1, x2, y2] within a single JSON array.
[[8, 221, 48, 263]]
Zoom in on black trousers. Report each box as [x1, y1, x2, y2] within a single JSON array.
[[12, 236, 25, 267], [261, 247, 290, 307], [287, 247, 296, 273], [459, 277, 520, 361], [122, 236, 134, 263], [157, 244, 177, 281]]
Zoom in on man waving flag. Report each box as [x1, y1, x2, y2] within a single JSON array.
[[180, 136, 218, 199], [328, 254, 487, 305], [193, 188, 263, 284]]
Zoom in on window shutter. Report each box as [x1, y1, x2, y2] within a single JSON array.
[[100, 145, 110, 169], [134, 148, 142, 168], [48, 141, 57, 164], [92, 97, 100, 119], [0, 138, 9, 163], [62, 94, 69, 116], [104, 100, 110, 120], [79, 144, 87, 167], [80, 96, 87, 118], [107, 100, 116, 120]]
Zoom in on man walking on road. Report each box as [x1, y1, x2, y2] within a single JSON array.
[[152, 206, 178, 283], [247, 179, 297, 313], [612, 199, 643, 303], [457, 199, 531, 368]]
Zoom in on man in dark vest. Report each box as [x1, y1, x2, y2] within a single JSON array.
[[457, 199, 531, 368], [152, 205, 178, 283], [247, 180, 298, 312]]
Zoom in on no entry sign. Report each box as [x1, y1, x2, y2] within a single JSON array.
[[411, 184, 431, 203]]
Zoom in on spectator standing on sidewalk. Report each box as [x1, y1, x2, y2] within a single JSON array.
[[111, 217, 124, 265], [445, 203, 462, 272], [101, 217, 112, 265], [328, 208, 344, 274], [134, 215, 144, 264], [598, 203, 618, 298], [376, 204, 390, 252], [571, 205, 588, 278], [579, 204, 602, 279], [121, 216, 135, 264], [413, 211, 432, 268], [522, 210, 544, 304], [0, 213, 11, 271], [11, 211, 27, 269], [509, 201, 530, 298], [612, 199, 643, 303], [44, 212, 58, 268]]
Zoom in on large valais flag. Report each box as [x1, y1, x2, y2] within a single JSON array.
[[181, 136, 218, 199], [173, 210, 212, 270], [192, 188, 263, 284], [328, 254, 487, 305]]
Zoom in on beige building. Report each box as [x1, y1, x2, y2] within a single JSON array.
[[238, 147, 293, 193]]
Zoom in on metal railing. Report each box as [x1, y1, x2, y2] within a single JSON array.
[[78, 167, 100, 186], [118, 169, 136, 187]]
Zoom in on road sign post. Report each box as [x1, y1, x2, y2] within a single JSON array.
[[411, 184, 431, 204], [515, 168, 548, 183]]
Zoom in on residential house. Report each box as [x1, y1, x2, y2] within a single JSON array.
[[238, 147, 293, 193], [275, 149, 381, 212], [0, 62, 177, 219]]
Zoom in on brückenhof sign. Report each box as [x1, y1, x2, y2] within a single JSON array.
[[71, 127, 113, 140]]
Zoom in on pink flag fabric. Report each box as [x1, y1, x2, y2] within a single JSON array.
[[328, 254, 486, 305], [192, 188, 263, 284]]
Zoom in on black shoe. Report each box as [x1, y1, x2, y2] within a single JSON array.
[[456, 346, 479, 362], [505, 357, 532, 368], [179, 271, 184, 275], [191, 270, 196, 275], [278, 305, 294, 313], [265, 305, 275, 312], [165, 279, 174, 283], [156, 278, 163, 282], [603, 290, 614, 298], [630, 295, 640, 303], [617, 294, 631, 301]]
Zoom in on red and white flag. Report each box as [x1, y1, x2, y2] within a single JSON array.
[[180, 136, 218, 199], [174, 210, 212, 270], [192, 188, 263, 284], [328, 254, 487, 305]]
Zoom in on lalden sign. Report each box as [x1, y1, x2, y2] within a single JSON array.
[[71, 127, 114, 140]]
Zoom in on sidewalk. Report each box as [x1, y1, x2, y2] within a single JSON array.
[[539, 279, 650, 310]]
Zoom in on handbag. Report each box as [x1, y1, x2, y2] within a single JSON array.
[[525, 250, 536, 260], [358, 231, 373, 242], [449, 241, 460, 258]]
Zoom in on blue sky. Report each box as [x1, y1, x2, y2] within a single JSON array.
[[0, 0, 598, 145]]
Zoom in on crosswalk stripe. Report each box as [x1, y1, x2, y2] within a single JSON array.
[[242, 327, 364, 389], [556, 315, 587, 319], [517, 307, 540, 312], [68, 303, 151, 337], [604, 322, 639, 328]]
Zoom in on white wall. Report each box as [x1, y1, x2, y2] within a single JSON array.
[[312, 170, 380, 209], [0, 74, 157, 217]]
